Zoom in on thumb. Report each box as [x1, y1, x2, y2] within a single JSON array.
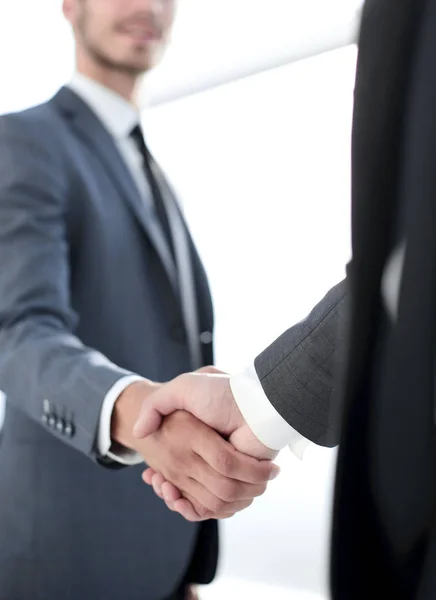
[[132, 376, 187, 439], [196, 365, 227, 375], [230, 424, 279, 461]]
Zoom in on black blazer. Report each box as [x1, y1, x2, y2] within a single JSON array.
[[252, 0, 436, 596], [332, 0, 436, 597]]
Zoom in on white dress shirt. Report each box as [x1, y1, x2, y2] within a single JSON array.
[[68, 73, 151, 465], [230, 245, 407, 458]]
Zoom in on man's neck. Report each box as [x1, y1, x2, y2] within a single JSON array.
[[76, 59, 139, 105]]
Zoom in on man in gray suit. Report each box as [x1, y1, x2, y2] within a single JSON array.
[[0, 1, 277, 599]]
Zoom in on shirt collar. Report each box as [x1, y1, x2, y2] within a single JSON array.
[[68, 72, 138, 140]]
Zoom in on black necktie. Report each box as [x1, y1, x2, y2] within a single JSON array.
[[131, 128, 203, 369], [130, 125, 175, 260]]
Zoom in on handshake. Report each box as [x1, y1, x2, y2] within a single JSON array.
[[112, 367, 280, 522]]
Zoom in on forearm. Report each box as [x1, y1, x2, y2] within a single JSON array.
[[0, 122, 146, 461], [254, 278, 349, 447], [0, 316, 135, 458]]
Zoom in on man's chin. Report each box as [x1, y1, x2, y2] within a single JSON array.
[[112, 59, 153, 77]]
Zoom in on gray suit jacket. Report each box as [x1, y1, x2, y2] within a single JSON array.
[[0, 88, 216, 600], [255, 279, 347, 447]]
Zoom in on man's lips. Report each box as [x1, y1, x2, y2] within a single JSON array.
[[119, 25, 161, 43]]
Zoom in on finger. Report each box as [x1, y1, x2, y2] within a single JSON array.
[[133, 373, 234, 439], [133, 376, 188, 439], [176, 491, 211, 520], [162, 489, 209, 522], [186, 585, 199, 600], [159, 479, 237, 522], [179, 476, 255, 517], [161, 480, 182, 503], [169, 495, 252, 522], [142, 468, 156, 486], [186, 446, 268, 501], [162, 483, 254, 522], [196, 366, 226, 375], [192, 461, 268, 502], [152, 472, 165, 499], [171, 490, 242, 521], [162, 487, 214, 522], [170, 498, 204, 522], [192, 431, 280, 484], [162, 475, 216, 517]]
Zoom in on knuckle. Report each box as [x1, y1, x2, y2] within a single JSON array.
[[166, 410, 187, 425], [243, 498, 254, 510], [218, 481, 240, 503], [221, 498, 253, 520], [194, 502, 212, 519], [254, 483, 268, 497], [166, 410, 196, 434], [176, 372, 193, 390], [167, 469, 182, 486], [215, 450, 235, 475], [209, 497, 226, 514]]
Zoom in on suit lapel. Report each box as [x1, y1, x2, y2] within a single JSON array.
[[52, 87, 178, 292], [148, 157, 204, 369], [151, 157, 215, 361]]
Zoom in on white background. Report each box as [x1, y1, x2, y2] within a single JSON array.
[[147, 46, 356, 599], [0, 1, 359, 597]]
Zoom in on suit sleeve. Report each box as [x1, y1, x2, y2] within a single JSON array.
[[0, 116, 135, 460], [254, 278, 348, 447]]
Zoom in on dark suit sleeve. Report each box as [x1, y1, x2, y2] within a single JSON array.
[[254, 278, 348, 447], [0, 116, 134, 459]]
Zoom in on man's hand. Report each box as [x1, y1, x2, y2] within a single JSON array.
[[112, 381, 279, 521], [133, 372, 276, 460], [131, 372, 279, 521]]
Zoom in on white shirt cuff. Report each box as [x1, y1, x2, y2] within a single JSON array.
[[230, 363, 312, 459], [98, 375, 144, 466]]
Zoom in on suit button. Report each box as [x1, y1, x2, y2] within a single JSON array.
[[65, 422, 75, 438], [48, 415, 57, 428], [200, 331, 213, 345], [171, 324, 187, 343], [56, 418, 65, 434], [42, 399, 51, 424]]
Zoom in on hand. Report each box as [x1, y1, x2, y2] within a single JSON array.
[[133, 372, 277, 460], [112, 381, 279, 521], [186, 586, 199, 600], [132, 371, 279, 520]]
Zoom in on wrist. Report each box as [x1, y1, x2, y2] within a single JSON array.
[[220, 376, 246, 434], [111, 379, 159, 450]]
